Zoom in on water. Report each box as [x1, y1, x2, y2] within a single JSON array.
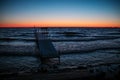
[[0, 27, 120, 72]]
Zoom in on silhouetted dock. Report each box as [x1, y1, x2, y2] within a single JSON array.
[[34, 28, 60, 64]]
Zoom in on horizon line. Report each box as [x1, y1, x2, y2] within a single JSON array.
[[0, 26, 120, 28]]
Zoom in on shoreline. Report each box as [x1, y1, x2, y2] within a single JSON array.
[[0, 63, 120, 80]]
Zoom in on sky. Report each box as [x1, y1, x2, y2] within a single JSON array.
[[0, 0, 120, 27]]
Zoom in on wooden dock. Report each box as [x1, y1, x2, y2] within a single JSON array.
[[34, 28, 60, 64]]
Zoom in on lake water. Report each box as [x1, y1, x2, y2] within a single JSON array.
[[0, 27, 120, 72]]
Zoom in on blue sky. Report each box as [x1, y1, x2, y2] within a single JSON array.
[[0, 0, 120, 27]]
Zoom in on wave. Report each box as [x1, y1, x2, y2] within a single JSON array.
[[0, 48, 119, 56], [0, 37, 35, 42], [53, 41, 120, 54], [0, 52, 35, 56], [51, 37, 120, 42], [105, 32, 120, 35], [0, 36, 120, 42], [58, 48, 120, 54], [0, 40, 120, 56]]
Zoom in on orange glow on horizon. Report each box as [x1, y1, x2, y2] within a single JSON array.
[[0, 21, 120, 28]]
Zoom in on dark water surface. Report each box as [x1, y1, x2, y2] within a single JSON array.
[[0, 28, 120, 72]]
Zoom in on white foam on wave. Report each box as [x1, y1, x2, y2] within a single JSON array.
[[53, 40, 120, 53]]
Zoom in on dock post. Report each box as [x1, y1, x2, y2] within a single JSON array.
[[59, 56, 60, 64]]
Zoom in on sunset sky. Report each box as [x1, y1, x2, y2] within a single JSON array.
[[0, 0, 120, 27]]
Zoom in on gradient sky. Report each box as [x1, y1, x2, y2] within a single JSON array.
[[0, 0, 120, 27]]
